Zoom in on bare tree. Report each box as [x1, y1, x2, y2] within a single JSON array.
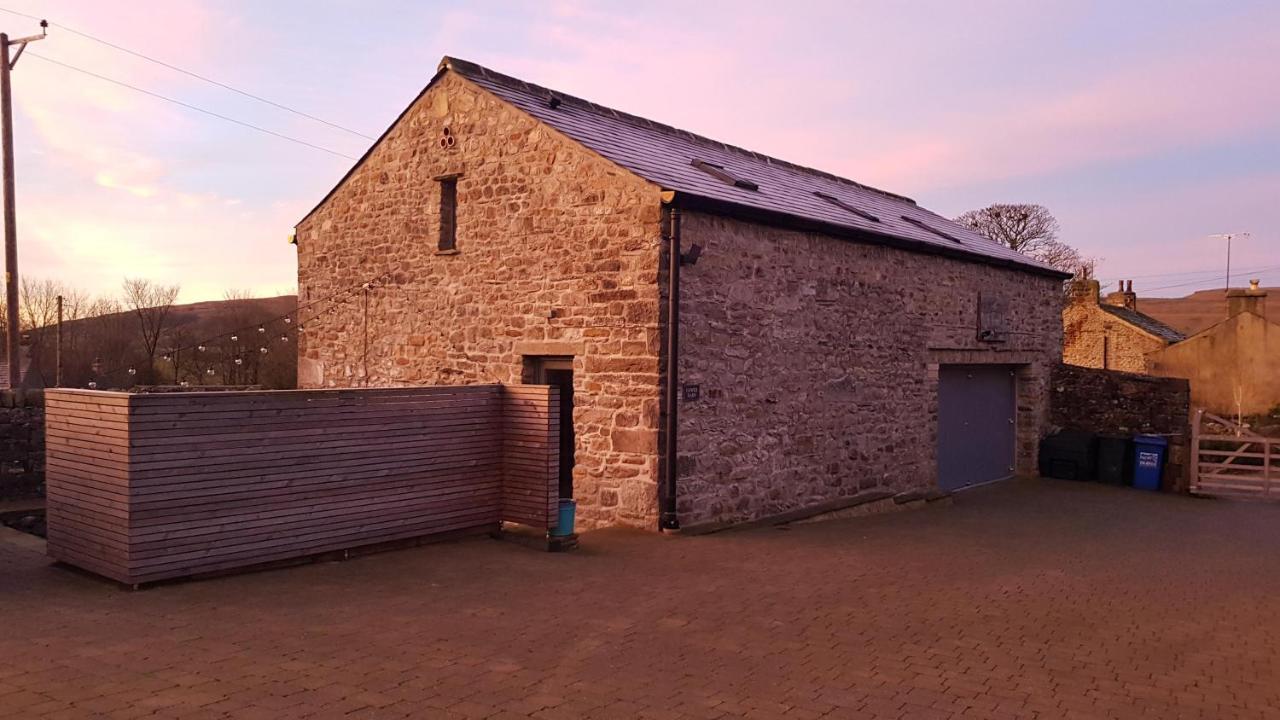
[[955, 203, 1088, 276], [20, 277, 64, 332], [83, 296, 136, 388], [3, 278, 95, 386], [122, 278, 180, 383], [1034, 241, 1086, 275], [956, 203, 1059, 252]]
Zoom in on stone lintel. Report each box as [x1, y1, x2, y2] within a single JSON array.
[[515, 341, 585, 358]]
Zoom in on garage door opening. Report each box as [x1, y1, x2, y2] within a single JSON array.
[[937, 364, 1016, 492]]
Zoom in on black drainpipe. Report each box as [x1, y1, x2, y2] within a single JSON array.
[[659, 204, 682, 531]]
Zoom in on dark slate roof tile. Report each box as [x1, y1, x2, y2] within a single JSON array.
[[444, 56, 1061, 276], [1100, 304, 1186, 343]]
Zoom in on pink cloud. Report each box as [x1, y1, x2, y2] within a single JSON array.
[[845, 11, 1280, 190]]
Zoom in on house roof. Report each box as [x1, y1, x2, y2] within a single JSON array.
[[299, 56, 1068, 278], [443, 58, 1066, 278], [1100, 304, 1186, 344]]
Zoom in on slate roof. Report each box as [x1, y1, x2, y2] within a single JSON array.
[[301, 56, 1067, 278], [1100, 304, 1186, 343]]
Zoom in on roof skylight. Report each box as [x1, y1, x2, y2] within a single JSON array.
[[900, 216, 964, 245], [813, 192, 879, 223], [691, 159, 758, 191]]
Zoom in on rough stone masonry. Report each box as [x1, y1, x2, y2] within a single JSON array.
[[677, 213, 1062, 527], [296, 72, 666, 529], [295, 65, 1064, 530]]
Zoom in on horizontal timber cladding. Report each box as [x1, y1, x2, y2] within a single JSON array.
[[501, 385, 560, 528], [43, 385, 560, 585]]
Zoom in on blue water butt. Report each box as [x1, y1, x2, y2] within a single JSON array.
[[551, 499, 576, 536]]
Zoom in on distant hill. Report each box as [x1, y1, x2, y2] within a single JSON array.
[[1138, 287, 1277, 336], [27, 294, 299, 389], [165, 295, 297, 335], [54, 294, 298, 340]]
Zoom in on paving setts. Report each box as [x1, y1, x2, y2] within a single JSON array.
[[1, 478, 1279, 719]]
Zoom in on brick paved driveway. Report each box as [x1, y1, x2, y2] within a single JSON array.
[[2, 479, 1280, 719]]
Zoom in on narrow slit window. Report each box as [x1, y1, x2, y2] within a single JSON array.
[[691, 159, 758, 191], [438, 176, 457, 251], [900, 215, 963, 245], [813, 191, 880, 222]]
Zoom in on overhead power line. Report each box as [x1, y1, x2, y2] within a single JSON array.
[[1138, 268, 1279, 294], [27, 52, 358, 160], [1100, 263, 1280, 291], [0, 5, 373, 140], [1107, 265, 1262, 282]]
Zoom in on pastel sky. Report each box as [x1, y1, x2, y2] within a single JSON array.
[[3, 0, 1277, 303]]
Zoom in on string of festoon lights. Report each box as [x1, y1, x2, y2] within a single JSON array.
[[86, 269, 398, 389]]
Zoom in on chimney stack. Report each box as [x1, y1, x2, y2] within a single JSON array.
[[1104, 280, 1138, 310], [1227, 279, 1267, 319], [1070, 277, 1101, 304]]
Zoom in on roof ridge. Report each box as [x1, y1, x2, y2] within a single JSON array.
[[440, 56, 916, 205]]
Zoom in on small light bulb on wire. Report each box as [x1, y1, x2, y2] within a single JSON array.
[[128, 367, 137, 376], [284, 316, 292, 324], [257, 325, 265, 334], [197, 344, 206, 352], [234, 357, 243, 366], [88, 381, 98, 389], [230, 334, 238, 342], [259, 347, 268, 354], [206, 367, 215, 376]]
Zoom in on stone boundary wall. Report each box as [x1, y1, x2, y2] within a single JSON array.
[[1049, 363, 1191, 492], [0, 389, 44, 502]]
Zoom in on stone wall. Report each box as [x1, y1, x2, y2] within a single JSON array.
[[1063, 298, 1166, 374], [295, 66, 1069, 531], [295, 71, 665, 529], [1049, 363, 1191, 492], [0, 390, 44, 501], [675, 212, 1064, 527]]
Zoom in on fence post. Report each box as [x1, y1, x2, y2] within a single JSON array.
[[1190, 408, 1202, 493], [1266, 438, 1273, 497]]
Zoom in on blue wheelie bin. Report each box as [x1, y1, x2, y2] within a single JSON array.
[[1132, 435, 1168, 491]]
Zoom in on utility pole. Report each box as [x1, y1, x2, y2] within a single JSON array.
[[55, 293, 62, 387], [1, 20, 47, 388]]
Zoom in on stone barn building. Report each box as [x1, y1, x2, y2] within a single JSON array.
[[295, 57, 1068, 531], [1063, 279, 1184, 374]]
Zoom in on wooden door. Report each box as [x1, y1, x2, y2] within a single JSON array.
[[937, 365, 1016, 492]]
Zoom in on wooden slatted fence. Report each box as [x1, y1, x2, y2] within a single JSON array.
[[501, 385, 560, 527], [1190, 409, 1277, 500], [45, 384, 559, 584]]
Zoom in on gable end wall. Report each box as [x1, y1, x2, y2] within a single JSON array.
[[1063, 302, 1169, 374], [1147, 313, 1280, 415], [295, 72, 665, 529]]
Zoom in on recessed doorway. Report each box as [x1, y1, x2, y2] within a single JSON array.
[[525, 356, 575, 499]]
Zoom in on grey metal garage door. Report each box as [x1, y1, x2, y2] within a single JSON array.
[[937, 365, 1016, 492]]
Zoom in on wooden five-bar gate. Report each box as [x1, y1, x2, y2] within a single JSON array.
[[1190, 409, 1278, 500], [44, 384, 560, 585]]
